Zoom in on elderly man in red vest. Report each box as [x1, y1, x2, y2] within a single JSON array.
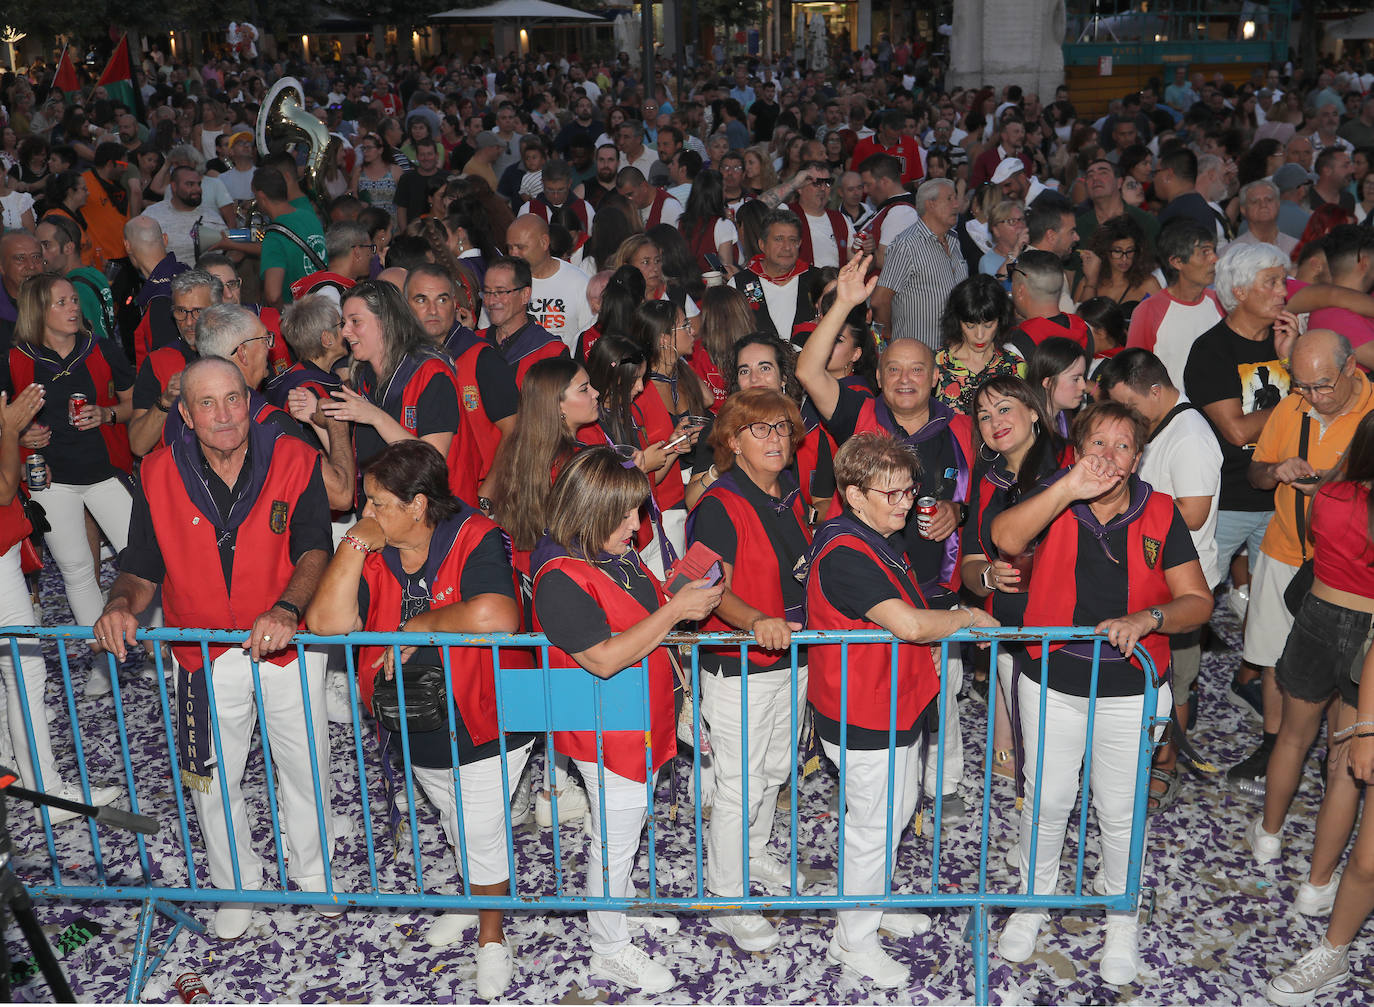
[[94, 356, 337, 941], [788, 160, 851, 270]]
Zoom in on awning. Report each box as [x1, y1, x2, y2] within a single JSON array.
[[429, 1, 607, 24]]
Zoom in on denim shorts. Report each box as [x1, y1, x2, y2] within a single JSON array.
[[1275, 594, 1371, 707]]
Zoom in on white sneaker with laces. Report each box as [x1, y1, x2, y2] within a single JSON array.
[[426, 911, 479, 947], [998, 911, 1048, 963], [86, 665, 112, 698], [475, 940, 515, 1000], [709, 912, 779, 952], [748, 853, 797, 894], [1247, 817, 1282, 864], [213, 903, 258, 940], [509, 763, 533, 826], [879, 911, 932, 938], [1266, 939, 1351, 1006], [44, 784, 121, 826], [1294, 872, 1341, 917], [1100, 918, 1141, 986], [826, 940, 909, 989], [627, 913, 680, 935], [324, 671, 353, 724], [589, 943, 674, 993], [535, 780, 590, 828]]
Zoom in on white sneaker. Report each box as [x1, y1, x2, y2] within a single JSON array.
[[748, 853, 796, 894], [509, 764, 533, 827], [826, 940, 909, 989], [1100, 918, 1141, 986], [998, 911, 1048, 963], [86, 665, 112, 698], [535, 781, 589, 828], [426, 911, 479, 947], [879, 911, 932, 938], [1247, 817, 1282, 864], [627, 913, 680, 935], [324, 671, 353, 724], [332, 813, 356, 840], [43, 783, 121, 826], [1267, 939, 1351, 1006], [213, 903, 258, 940], [1229, 584, 1250, 620], [474, 940, 514, 1000], [1294, 872, 1341, 917], [709, 912, 779, 952], [297, 874, 344, 918], [589, 943, 674, 993]]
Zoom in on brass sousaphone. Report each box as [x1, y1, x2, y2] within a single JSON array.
[[257, 76, 340, 217]]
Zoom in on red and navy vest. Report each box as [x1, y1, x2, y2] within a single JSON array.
[[479, 319, 567, 387], [633, 383, 685, 511], [805, 521, 939, 732], [531, 552, 676, 781], [692, 471, 811, 669], [142, 428, 318, 673], [445, 325, 505, 500], [9, 336, 133, 474], [1022, 484, 1176, 678], [1014, 313, 1092, 352], [358, 508, 524, 746], [787, 202, 850, 269], [645, 188, 673, 229], [358, 352, 471, 503]]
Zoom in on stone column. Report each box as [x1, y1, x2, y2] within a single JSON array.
[[948, 0, 1066, 101]]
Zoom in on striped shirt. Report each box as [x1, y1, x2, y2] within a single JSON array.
[[877, 214, 968, 349]]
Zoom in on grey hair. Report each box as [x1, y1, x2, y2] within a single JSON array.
[[1292, 327, 1354, 372], [166, 144, 206, 171], [194, 304, 261, 359], [170, 268, 225, 303], [325, 220, 369, 261], [180, 355, 247, 400], [1197, 153, 1224, 177], [1214, 242, 1290, 312], [281, 293, 341, 363], [1240, 178, 1279, 205], [619, 119, 645, 141], [914, 177, 956, 213]]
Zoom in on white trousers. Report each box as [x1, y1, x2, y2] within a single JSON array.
[[32, 478, 131, 626], [924, 652, 963, 797], [703, 665, 807, 896], [575, 758, 650, 956], [1016, 676, 1170, 908], [820, 737, 923, 952], [412, 739, 533, 887], [0, 545, 62, 792], [180, 648, 333, 891]]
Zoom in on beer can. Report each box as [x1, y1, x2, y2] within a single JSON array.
[[174, 971, 211, 1004], [68, 392, 88, 426], [852, 228, 869, 252], [24, 454, 47, 491], [915, 495, 938, 538]]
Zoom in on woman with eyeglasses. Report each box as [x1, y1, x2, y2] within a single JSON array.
[[10, 273, 135, 697], [978, 201, 1028, 290], [351, 133, 404, 217], [1073, 215, 1161, 317], [531, 447, 723, 993], [686, 389, 811, 955], [804, 432, 998, 989], [321, 281, 464, 500]]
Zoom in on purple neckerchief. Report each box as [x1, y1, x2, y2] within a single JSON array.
[[874, 395, 971, 585], [484, 318, 561, 369], [442, 322, 482, 361], [263, 359, 341, 410], [170, 418, 280, 542], [16, 332, 98, 377], [531, 533, 647, 591], [379, 507, 476, 592], [797, 512, 921, 605], [136, 254, 189, 310], [365, 348, 449, 417], [1061, 474, 1155, 659], [1055, 410, 1070, 439]]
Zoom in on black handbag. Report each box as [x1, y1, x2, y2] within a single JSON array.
[[371, 663, 447, 734], [1283, 415, 1314, 616]]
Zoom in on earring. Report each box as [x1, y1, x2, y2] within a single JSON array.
[[979, 442, 999, 463], [1032, 420, 1040, 437]]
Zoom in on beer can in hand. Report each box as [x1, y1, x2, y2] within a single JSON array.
[[68, 392, 88, 427], [915, 495, 938, 538], [24, 454, 47, 491]]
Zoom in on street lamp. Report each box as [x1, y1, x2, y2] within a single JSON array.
[[1, 27, 26, 73]]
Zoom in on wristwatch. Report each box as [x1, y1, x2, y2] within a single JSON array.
[[1148, 607, 1165, 631]]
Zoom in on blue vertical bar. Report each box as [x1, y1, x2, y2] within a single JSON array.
[[931, 637, 949, 891], [391, 643, 425, 890], [342, 642, 380, 893], [247, 653, 287, 890], [294, 641, 334, 903], [540, 644, 565, 896], [883, 638, 898, 898], [594, 680, 611, 900], [837, 639, 848, 897], [642, 654, 657, 898], [440, 642, 472, 896], [788, 636, 800, 895], [8, 636, 57, 875], [1025, 640, 1051, 896], [691, 640, 704, 899], [489, 641, 514, 897], [739, 638, 750, 897], [1074, 636, 1103, 897], [56, 639, 105, 874], [106, 648, 153, 881], [201, 640, 244, 893], [151, 640, 198, 891]]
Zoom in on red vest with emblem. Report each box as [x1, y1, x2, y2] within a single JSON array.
[[449, 340, 502, 503], [805, 531, 939, 731], [695, 480, 812, 669], [357, 512, 523, 746], [787, 202, 850, 269], [532, 556, 676, 781], [1022, 487, 1175, 678], [633, 384, 685, 510], [141, 435, 317, 672], [370, 356, 473, 502], [8, 339, 133, 474]]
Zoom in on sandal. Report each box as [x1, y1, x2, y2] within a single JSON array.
[[992, 749, 1015, 780], [1147, 766, 1181, 814]]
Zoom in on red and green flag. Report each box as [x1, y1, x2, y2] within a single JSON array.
[[53, 45, 80, 102], [95, 34, 143, 118]]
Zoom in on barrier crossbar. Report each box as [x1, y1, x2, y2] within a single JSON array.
[[0, 624, 1163, 1004]]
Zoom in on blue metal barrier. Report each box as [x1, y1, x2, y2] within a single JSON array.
[[0, 624, 1164, 1004]]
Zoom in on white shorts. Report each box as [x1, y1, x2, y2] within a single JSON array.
[[1242, 550, 1300, 667]]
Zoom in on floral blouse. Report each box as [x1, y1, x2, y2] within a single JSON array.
[[934, 345, 1026, 415]]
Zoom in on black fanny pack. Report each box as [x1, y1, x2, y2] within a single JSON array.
[[372, 664, 447, 733]]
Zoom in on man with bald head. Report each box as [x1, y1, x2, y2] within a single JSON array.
[[796, 254, 976, 819], [1238, 327, 1374, 811], [504, 214, 593, 352], [124, 214, 189, 366], [0, 233, 44, 359], [95, 355, 337, 942]]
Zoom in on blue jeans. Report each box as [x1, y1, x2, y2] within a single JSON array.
[[1212, 509, 1273, 576]]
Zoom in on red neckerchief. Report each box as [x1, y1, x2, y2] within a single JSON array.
[[747, 255, 809, 285]]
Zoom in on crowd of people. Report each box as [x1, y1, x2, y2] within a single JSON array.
[[6, 37, 1374, 1004]]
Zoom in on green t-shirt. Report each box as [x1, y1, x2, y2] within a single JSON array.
[[260, 207, 327, 304], [68, 266, 117, 341]]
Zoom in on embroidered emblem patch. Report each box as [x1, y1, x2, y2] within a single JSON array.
[[462, 385, 480, 411], [403, 405, 417, 430], [1142, 536, 1161, 569], [270, 500, 289, 534]]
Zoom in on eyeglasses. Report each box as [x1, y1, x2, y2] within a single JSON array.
[[1109, 246, 1138, 259], [1292, 379, 1339, 396], [171, 305, 206, 321], [354, 242, 378, 252], [810, 177, 833, 187], [221, 277, 243, 290], [234, 333, 276, 353], [862, 484, 917, 505], [480, 286, 529, 298], [739, 420, 795, 440]]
